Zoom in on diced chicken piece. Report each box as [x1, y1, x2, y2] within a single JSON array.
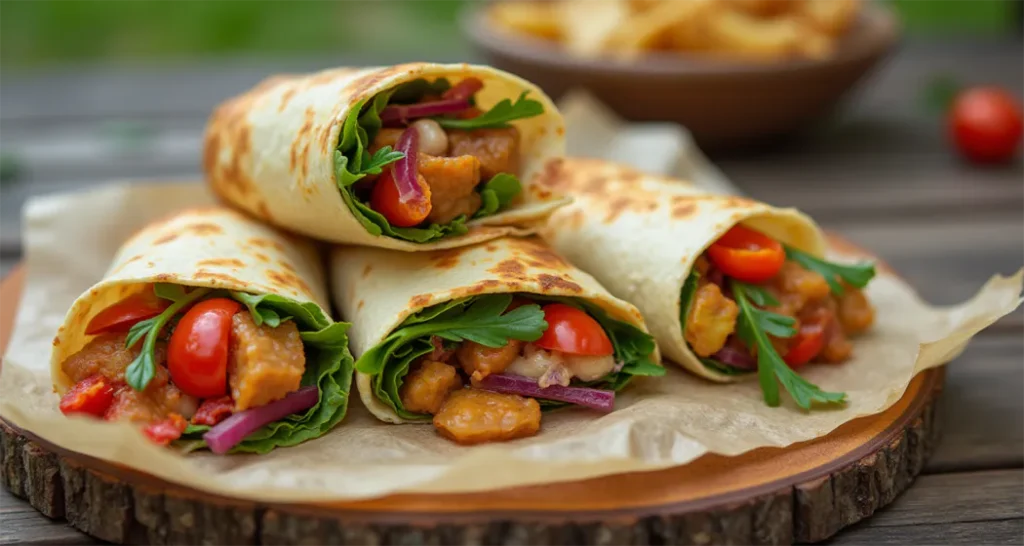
[[447, 127, 521, 180], [418, 153, 482, 224], [564, 354, 617, 382], [61, 332, 167, 386], [105, 376, 198, 424], [428, 336, 455, 363], [368, 128, 404, 155], [685, 283, 740, 357], [768, 261, 831, 316], [228, 312, 305, 411], [819, 319, 853, 363], [836, 286, 875, 335], [400, 359, 462, 415], [432, 388, 541, 445], [457, 339, 524, 382]]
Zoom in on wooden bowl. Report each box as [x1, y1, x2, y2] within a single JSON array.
[[463, 3, 900, 153]]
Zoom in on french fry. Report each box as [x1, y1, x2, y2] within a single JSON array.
[[797, 0, 860, 36], [558, 0, 630, 56], [488, 1, 563, 41]]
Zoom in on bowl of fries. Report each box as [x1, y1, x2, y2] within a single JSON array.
[[465, 0, 899, 151]]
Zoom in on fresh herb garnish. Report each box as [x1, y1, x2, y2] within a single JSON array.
[[784, 246, 876, 296], [731, 280, 846, 409], [435, 91, 545, 130], [475, 173, 522, 218], [361, 146, 404, 176], [125, 284, 211, 391]]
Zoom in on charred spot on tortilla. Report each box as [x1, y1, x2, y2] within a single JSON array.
[[277, 260, 298, 274], [357, 300, 365, 310], [484, 243, 499, 252], [155, 273, 173, 282], [152, 233, 179, 245], [409, 294, 433, 309], [184, 223, 224, 236], [194, 270, 242, 285], [537, 274, 583, 293], [251, 252, 271, 263], [516, 241, 571, 270], [672, 202, 697, 219], [196, 258, 246, 269], [268, 270, 313, 295], [247, 237, 286, 252], [489, 259, 529, 282], [278, 87, 298, 113], [429, 249, 463, 270], [361, 264, 373, 278]]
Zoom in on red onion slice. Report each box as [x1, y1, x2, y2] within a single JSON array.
[[442, 78, 484, 102], [203, 386, 319, 454], [380, 99, 469, 126], [710, 345, 757, 370], [477, 374, 615, 413], [392, 128, 425, 205]]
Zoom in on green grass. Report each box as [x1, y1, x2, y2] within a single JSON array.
[[0, 0, 1017, 68]]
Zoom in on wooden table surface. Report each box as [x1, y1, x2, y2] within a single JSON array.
[[1, 39, 1022, 545]]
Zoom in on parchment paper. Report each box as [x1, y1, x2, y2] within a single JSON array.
[[0, 180, 1019, 502]]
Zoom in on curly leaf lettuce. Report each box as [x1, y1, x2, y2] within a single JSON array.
[[177, 296, 354, 454], [355, 294, 662, 420]]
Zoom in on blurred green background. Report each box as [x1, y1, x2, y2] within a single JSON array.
[[1, 0, 1020, 68]]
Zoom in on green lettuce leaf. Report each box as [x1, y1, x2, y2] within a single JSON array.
[[176, 295, 353, 454], [355, 294, 662, 419], [475, 173, 522, 218]]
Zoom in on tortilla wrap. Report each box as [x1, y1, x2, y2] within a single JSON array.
[[329, 236, 660, 423], [51, 206, 331, 392], [204, 63, 568, 249], [536, 158, 828, 383]]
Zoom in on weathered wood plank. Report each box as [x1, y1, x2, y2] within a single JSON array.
[[832, 518, 1024, 545], [861, 469, 1023, 527]]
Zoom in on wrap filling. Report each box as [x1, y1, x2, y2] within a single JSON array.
[[334, 77, 544, 242], [356, 294, 663, 445]]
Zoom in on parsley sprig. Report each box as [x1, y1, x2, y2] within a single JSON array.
[[731, 280, 847, 409], [230, 291, 291, 328], [125, 284, 211, 391], [435, 91, 545, 130], [785, 246, 876, 295]]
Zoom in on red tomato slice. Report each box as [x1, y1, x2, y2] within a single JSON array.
[[706, 225, 786, 283], [142, 414, 187, 446], [191, 396, 235, 426], [167, 298, 241, 399], [370, 168, 432, 227], [59, 375, 115, 417], [443, 77, 484, 102], [535, 303, 614, 356], [85, 290, 170, 335], [784, 322, 826, 368]]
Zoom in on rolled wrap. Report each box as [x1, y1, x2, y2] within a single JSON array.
[[329, 236, 660, 423], [205, 63, 568, 249], [536, 158, 827, 383], [51, 207, 354, 452]]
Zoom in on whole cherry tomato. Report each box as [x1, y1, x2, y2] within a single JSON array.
[[950, 87, 1022, 164], [167, 298, 241, 398], [59, 375, 116, 417], [707, 225, 786, 283], [370, 168, 432, 227], [535, 303, 614, 356], [85, 290, 170, 335], [783, 322, 826, 368]]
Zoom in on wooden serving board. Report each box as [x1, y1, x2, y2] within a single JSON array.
[[0, 264, 944, 545]]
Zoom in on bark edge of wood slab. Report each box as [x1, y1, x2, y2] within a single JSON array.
[[0, 259, 945, 545]]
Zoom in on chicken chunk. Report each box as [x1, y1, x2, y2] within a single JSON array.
[[447, 127, 521, 180], [400, 359, 462, 415], [229, 312, 305, 411], [433, 388, 541, 445], [819, 320, 853, 363], [105, 379, 198, 424], [368, 128, 404, 155], [457, 339, 524, 382], [767, 261, 831, 316], [836, 286, 875, 335], [685, 282, 739, 357], [418, 153, 482, 224], [61, 332, 167, 386]]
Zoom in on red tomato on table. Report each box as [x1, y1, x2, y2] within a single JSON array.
[[535, 303, 614, 356], [167, 298, 241, 399], [950, 88, 1023, 164]]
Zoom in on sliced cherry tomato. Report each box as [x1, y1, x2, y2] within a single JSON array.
[[535, 303, 614, 356], [706, 224, 785, 283], [59, 375, 115, 417], [167, 298, 241, 398], [85, 290, 170, 335], [370, 168, 432, 227], [142, 414, 187, 446], [191, 396, 235, 426], [443, 77, 484, 102], [950, 87, 1022, 164], [784, 322, 826, 368]]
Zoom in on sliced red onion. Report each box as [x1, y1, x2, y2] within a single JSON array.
[[203, 386, 318, 454], [380, 99, 469, 126], [442, 78, 484, 102], [392, 128, 425, 205], [711, 345, 757, 370], [477, 374, 615, 413]]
